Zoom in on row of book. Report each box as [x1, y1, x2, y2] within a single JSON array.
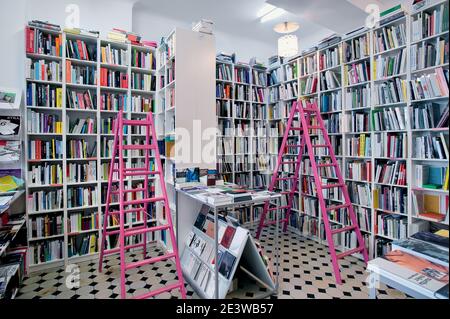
[[67, 162, 97, 183], [131, 96, 153, 113], [216, 64, 232, 81], [131, 73, 156, 91], [319, 46, 340, 70], [373, 78, 407, 105], [26, 27, 62, 57], [374, 186, 407, 215], [66, 39, 96, 61], [28, 139, 63, 160], [285, 63, 298, 81], [376, 213, 407, 240], [67, 186, 98, 208], [66, 62, 97, 85], [345, 85, 369, 109], [101, 44, 128, 66], [348, 112, 370, 133], [26, 83, 62, 108], [235, 67, 250, 84], [100, 93, 127, 111], [410, 38, 449, 71], [252, 69, 267, 86], [414, 133, 449, 159], [300, 75, 318, 95], [67, 90, 96, 110], [29, 240, 63, 265], [344, 61, 370, 86], [100, 68, 128, 88], [409, 67, 449, 100], [28, 189, 64, 212], [374, 48, 407, 79], [27, 111, 62, 134], [68, 234, 98, 258], [347, 182, 371, 207], [346, 134, 371, 157], [343, 34, 370, 63], [320, 70, 341, 91], [373, 132, 407, 158], [29, 214, 63, 239], [28, 163, 63, 186], [235, 85, 250, 101], [26, 59, 62, 82], [412, 102, 448, 129], [373, 23, 407, 54], [415, 164, 449, 190], [346, 160, 371, 182], [216, 83, 232, 99], [411, 3, 449, 42], [321, 91, 342, 112], [299, 55, 317, 76], [375, 161, 407, 186], [131, 49, 155, 70], [68, 118, 96, 134], [372, 107, 407, 131], [280, 82, 298, 100]]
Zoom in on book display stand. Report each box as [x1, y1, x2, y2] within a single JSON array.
[[176, 185, 279, 299]]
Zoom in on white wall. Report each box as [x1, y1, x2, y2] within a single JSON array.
[[0, 0, 135, 90], [132, 9, 276, 63]]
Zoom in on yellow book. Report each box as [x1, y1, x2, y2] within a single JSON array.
[[56, 88, 62, 108], [0, 176, 18, 192], [101, 47, 107, 63], [423, 194, 440, 213], [52, 139, 55, 159], [373, 59, 376, 80], [149, 53, 153, 70], [387, 28, 394, 48], [435, 229, 449, 238], [401, 80, 407, 100], [344, 65, 348, 86], [440, 41, 445, 65], [360, 134, 365, 156], [373, 188, 379, 209], [443, 168, 449, 191]]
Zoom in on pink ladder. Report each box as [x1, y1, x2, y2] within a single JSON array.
[[256, 100, 369, 284], [98, 110, 186, 299]]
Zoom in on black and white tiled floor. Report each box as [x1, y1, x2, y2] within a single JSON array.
[[16, 226, 409, 299]]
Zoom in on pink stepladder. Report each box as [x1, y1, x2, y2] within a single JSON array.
[[256, 100, 369, 285], [98, 110, 186, 299]]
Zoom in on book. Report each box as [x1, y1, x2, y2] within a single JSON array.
[[218, 250, 236, 279], [392, 238, 449, 267], [220, 226, 236, 249]]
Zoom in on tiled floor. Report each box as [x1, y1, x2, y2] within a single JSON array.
[[16, 225, 409, 299]]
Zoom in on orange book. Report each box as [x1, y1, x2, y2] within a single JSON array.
[[56, 36, 61, 57], [66, 60, 72, 83]]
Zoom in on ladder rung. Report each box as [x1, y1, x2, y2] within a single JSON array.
[[336, 247, 364, 259], [286, 144, 302, 148], [290, 128, 303, 131], [110, 207, 146, 215], [103, 242, 146, 256], [327, 203, 351, 211], [122, 144, 156, 151], [268, 206, 290, 211], [318, 163, 337, 168], [264, 219, 288, 226], [122, 120, 151, 126], [331, 225, 357, 235], [124, 197, 165, 206], [111, 188, 146, 195], [126, 252, 176, 271], [303, 108, 316, 113], [134, 283, 182, 300], [106, 224, 146, 236], [124, 171, 160, 177], [321, 183, 343, 189], [124, 224, 170, 237], [312, 144, 329, 148], [308, 126, 322, 129]]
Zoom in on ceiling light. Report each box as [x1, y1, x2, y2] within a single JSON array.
[[274, 22, 300, 34]]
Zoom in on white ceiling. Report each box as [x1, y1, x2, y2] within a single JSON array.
[[134, 0, 405, 50]]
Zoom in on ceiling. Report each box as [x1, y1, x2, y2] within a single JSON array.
[[134, 0, 405, 50]]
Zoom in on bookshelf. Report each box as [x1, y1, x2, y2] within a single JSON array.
[[157, 27, 216, 252], [265, 1, 449, 261], [216, 61, 270, 190], [25, 25, 159, 272]]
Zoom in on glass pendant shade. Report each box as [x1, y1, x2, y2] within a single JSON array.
[[278, 34, 298, 58]]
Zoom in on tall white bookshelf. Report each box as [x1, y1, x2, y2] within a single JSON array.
[[267, 1, 449, 261], [156, 27, 216, 251], [25, 25, 158, 272]]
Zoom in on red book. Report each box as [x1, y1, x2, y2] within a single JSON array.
[[76, 40, 85, 60], [220, 226, 236, 249], [26, 27, 35, 53], [121, 74, 128, 88]]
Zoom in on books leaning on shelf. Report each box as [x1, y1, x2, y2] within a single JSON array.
[[409, 67, 449, 100], [28, 139, 62, 160], [26, 83, 62, 108], [373, 132, 407, 158], [25, 26, 62, 57], [68, 118, 96, 134], [343, 33, 370, 63], [344, 61, 370, 86], [414, 132, 449, 159], [101, 43, 128, 65], [374, 185, 407, 215], [27, 110, 62, 134], [373, 78, 408, 105], [29, 240, 63, 265], [377, 213, 407, 240], [67, 90, 96, 110], [372, 107, 407, 131], [410, 37, 449, 71], [66, 61, 97, 85], [66, 38, 97, 61], [411, 2, 449, 42], [28, 189, 64, 212], [411, 102, 449, 129], [100, 68, 128, 89], [28, 163, 63, 186], [375, 161, 407, 186], [26, 59, 62, 82], [67, 186, 98, 208], [412, 192, 449, 223], [67, 161, 97, 183], [374, 47, 407, 79], [415, 164, 449, 190], [373, 22, 407, 54], [29, 214, 63, 239], [68, 233, 98, 258]]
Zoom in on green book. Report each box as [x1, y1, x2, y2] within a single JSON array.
[[381, 4, 402, 17], [422, 184, 442, 189]]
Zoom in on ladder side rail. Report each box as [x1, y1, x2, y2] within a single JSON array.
[[118, 112, 127, 299]]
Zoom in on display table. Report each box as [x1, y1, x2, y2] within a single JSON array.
[[175, 184, 281, 299]]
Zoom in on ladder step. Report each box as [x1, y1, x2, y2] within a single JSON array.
[[336, 247, 364, 260], [264, 219, 288, 226], [308, 126, 322, 130], [327, 203, 351, 211], [111, 188, 146, 195], [125, 252, 176, 271], [318, 163, 337, 168], [103, 242, 146, 256], [124, 171, 160, 177], [290, 128, 303, 131], [123, 197, 166, 206], [125, 224, 170, 237], [303, 108, 317, 113], [106, 224, 146, 236], [134, 283, 182, 300], [286, 144, 302, 148], [331, 225, 357, 235], [321, 183, 344, 189], [122, 144, 156, 151], [122, 120, 152, 126], [312, 144, 329, 148], [110, 207, 146, 215], [268, 206, 290, 211]]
